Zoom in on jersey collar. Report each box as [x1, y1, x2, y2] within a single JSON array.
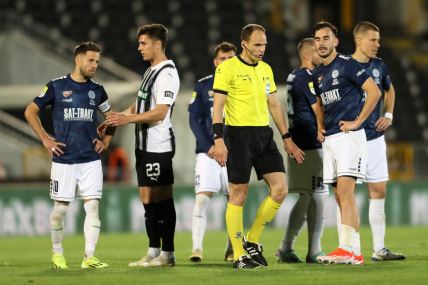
[[237, 55, 258, 67]]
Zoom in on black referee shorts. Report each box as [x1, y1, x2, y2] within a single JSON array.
[[224, 126, 285, 184], [135, 149, 174, 187]]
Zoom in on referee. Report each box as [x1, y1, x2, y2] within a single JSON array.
[[212, 24, 304, 269]]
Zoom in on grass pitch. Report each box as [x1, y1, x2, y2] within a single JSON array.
[[0, 226, 427, 285]]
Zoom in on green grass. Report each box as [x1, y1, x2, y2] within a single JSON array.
[[1, 227, 427, 285]]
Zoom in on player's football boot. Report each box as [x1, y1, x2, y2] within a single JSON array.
[[353, 254, 364, 265], [189, 249, 202, 262], [232, 255, 263, 269], [371, 248, 405, 261], [224, 248, 234, 262], [275, 249, 303, 263], [51, 253, 68, 269], [317, 248, 354, 264], [81, 256, 108, 268], [305, 251, 324, 263], [243, 237, 268, 266], [144, 255, 176, 267], [128, 255, 156, 267]]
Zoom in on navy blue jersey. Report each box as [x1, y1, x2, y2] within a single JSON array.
[[358, 57, 392, 140], [286, 68, 321, 150], [313, 54, 371, 136], [188, 75, 214, 153], [33, 74, 111, 164]]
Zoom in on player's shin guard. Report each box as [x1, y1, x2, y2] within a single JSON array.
[[50, 202, 69, 254], [369, 199, 386, 252], [226, 203, 245, 260], [157, 199, 176, 252], [246, 196, 281, 244], [84, 200, 101, 258], [192, 194, 210, 251], [143, 202, 161, 248]]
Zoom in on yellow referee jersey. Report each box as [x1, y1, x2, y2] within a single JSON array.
[[213, 56, 277, 126]]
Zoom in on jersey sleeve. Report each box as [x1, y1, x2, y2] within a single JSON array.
[[381, 61, 392, 91], [267, 65, 277, 94], [296, 74, 317, 105], [154, 68, 180, 105], [213, 62, 231, 95], [33, 81, 55, 109], [188, 81, 203, 113], [345, 58, 371, 88], [98, 87, 112, 113]]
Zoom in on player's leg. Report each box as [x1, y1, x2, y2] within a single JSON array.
[[49, 162, 76, 269], [221, 166, 234, 262], [367, 136, 405, 261], [276, 193, 309, 263], [78, 160, 108, 268], [306, 191, 328, 263]]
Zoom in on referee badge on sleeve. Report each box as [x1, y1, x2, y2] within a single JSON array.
[[265, 82, 271, 96]]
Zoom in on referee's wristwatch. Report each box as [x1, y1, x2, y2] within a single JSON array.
[[282, 132, 292, 139]]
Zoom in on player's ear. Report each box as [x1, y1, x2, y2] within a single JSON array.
[[334, 37, 339, 47], [241, 40, 246, 50]]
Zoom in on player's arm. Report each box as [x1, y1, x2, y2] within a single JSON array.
[[375, 83, 395, 131], [313, 98, 325, 142], [94, 109, 115, 153], [339, 71, 381, 132], [268, 92, 304, 164], [109, 104, 170, 125], [212, 92, 227, 166], [24, 102, 65, 156]]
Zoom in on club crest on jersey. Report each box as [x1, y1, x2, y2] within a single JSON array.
[[62, 90, 72, 97], [332, 69, 339, 86], [88, 91, 96, 106], [372, 68, 381, 84]]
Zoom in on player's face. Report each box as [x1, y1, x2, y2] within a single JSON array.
[[138, 34, 160, 62], [242, 30, 267, 62], [309, 45, 323, 66], [77, 51, 100, 79], [358, 30, 380, 59], [214, 50, 236, 67], [314, 28, 338, 58]]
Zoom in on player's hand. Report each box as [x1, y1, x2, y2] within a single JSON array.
[[375, 117, 392, 132], [97, 121, 108, 138], [213, 139, 228, 167], [317, 128, 326, 143], [284, 138, 305, 164], [207, 145, 215, 159], [93, 138, 107, 153], [106, 112, 130, 126], [42, 137, 66, 157], [339, 120, 360, 133]]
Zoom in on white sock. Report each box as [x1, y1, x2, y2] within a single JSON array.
[[191, 194, 211, 251], [50, 202, 69, 254], [369, 199, 386, 252], [307, 193, 327, 255], [339, 224, 355, 252], [148, 247, 160, 257], [279, 194, 310, 251], [84, 200, 101, 258], [352, 231, 361, 256], [336, 205, 342, 245]]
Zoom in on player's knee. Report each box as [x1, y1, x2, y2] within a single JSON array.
[[193, 194, 211, 216], [368, 184, 386, 199], [84, 199, 99, 219], [50, 202, 69, 228], [270, 184, 287, 203]]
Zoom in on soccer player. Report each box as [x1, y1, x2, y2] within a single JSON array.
[[311, 21, 381, 265], [276, 38, 328, 264], [24, 41, 112, 269], [212, 24, 304, 269], [106, 24, 180, 267], [188, 42, 237, 263], [348, 21, 404, 261]]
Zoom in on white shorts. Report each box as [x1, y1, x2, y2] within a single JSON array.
[[50, 160, 103, 202], [366, 135, 389, 183], [288, 149, 329, 194], [323, 129, 367, 184], [194, 153, 229, 195]]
